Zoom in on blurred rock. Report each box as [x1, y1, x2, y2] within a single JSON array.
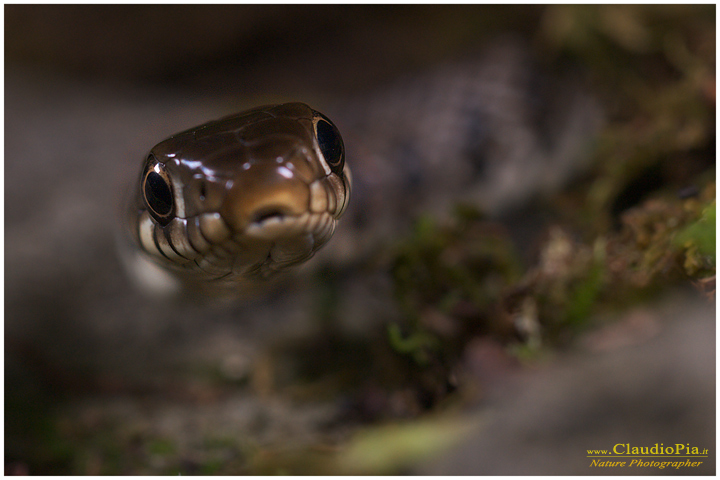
[[418, 291, 715, 475]]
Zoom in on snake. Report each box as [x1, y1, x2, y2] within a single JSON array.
[[120, 41, 601, 299], [123, 102, 351, 296]]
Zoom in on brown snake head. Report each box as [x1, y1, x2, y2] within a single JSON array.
[[125, 103, 351, 294]]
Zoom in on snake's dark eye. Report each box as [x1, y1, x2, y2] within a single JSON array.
[[314, 113, 344, 176], [143, 161, 174, 226]]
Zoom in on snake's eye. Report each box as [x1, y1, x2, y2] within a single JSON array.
[[313, 112, 344, 176], [143, 159, 174, 226]]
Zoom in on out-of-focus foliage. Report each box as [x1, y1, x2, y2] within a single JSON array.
[[335, 414, 484, 474], [387, 2, 715, 401], [674, 201, 716, 267]]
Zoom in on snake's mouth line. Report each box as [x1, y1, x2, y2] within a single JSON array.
[[193, 211, 336, 280], [137, 207, 336, 281]]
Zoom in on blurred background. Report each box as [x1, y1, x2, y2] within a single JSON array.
[[5, 5, 715, 475]]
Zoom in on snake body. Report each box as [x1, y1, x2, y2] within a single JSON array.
[[123, 41, 600, 297], [124, 102, 351, 294]]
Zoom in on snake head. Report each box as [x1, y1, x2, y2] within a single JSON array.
[[126, 103, 351, 293]]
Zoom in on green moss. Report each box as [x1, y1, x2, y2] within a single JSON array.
[[147, 438, 176, 456], [389, 209, 524, 365], [199, 458, 225, 475], [392, 211, 522, 318], [387, 323, 438, 365], [336, 414, 484, 474], [674, 202, 715, 264], [564, 239, 607, 327]]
